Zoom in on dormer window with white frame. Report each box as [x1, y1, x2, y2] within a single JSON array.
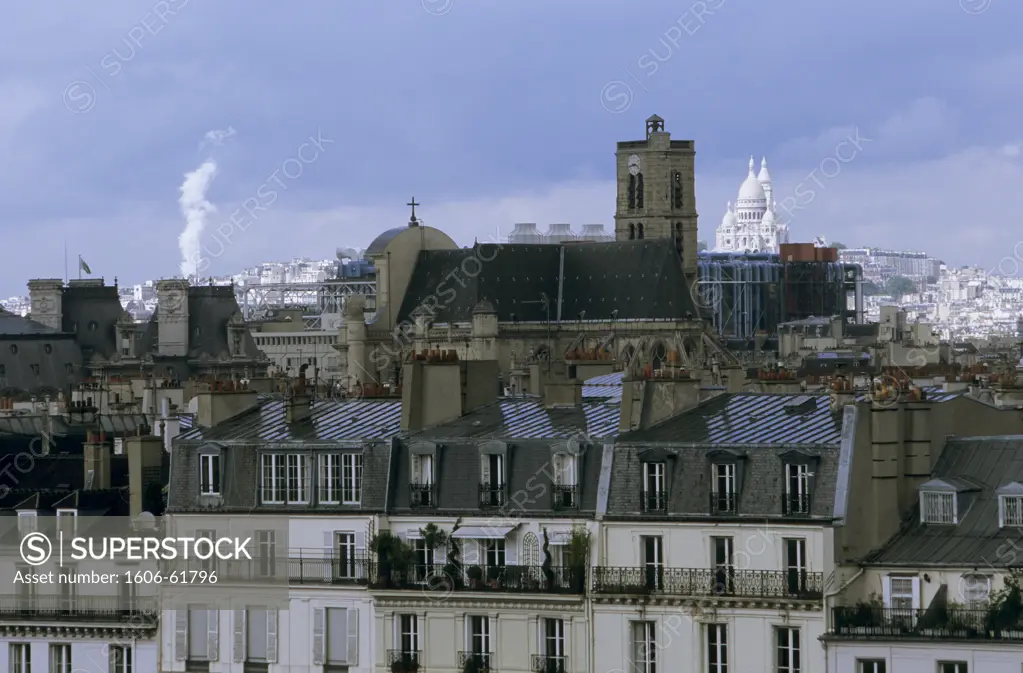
[[918, 478, 979, 525], [920, 491, 956, 524], [997, 482, 1023, 527], [56, 508, 77, 538], [641, 461, 666, 512], [17, 511, 37, 535], [199, 453, 221, 496], [409, 442, 438, 508], [552, 452, 578, 509]]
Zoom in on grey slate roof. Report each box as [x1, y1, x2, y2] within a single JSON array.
[[412, 398, 621, 441], [394, 239, 699, 324], [388, 438, 603, 516], [61, 283, 125, 360], [582, 372, 624, 401], [0, 312, 59, 335], [365, 227, 406, 257], [868, 436, 1023, 567], [620, 393, 843, 445], [0, 413, 150, 438], [176, 397, 403, 445]]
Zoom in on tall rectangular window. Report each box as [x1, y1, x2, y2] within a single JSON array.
[[56, 509, 77, 539], [398, 614, 419, 654], [706, 624, 728, 673], [775, 627, 800, 673], [642, 462, 666, 511], [199, 454, 220, 495], [257, 530, 276, 577], [319, 454, 341, 504], [49, 644, 71, 673], [889, 577, 915, 610], [480, 455, 505, 507], [9, 643, 30, 673], [411, 454, 435, 507], [784, 538, 807, 595], [469, 616, 491, 658], [641, 536, 663, 590], [631, 622, 655, 673], [784, 464, 810, 514], [713, 463, 737, 512], [543, 618, 565, 658], [110, 645, 133, 673], [333, 531, 358, 579], [712, 537, 734, 595], [341, 453, 362, 504]]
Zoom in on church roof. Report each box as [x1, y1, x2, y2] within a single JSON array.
[[395, 239, 699, 324], [365, 227, 406, 257]]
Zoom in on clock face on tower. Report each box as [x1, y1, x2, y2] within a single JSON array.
[[628, 154, 641, 176]]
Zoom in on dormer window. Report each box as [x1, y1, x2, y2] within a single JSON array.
[[921, 491, 956, 524], [997, 482, 1023, 527], [56, 509, 77, 538], [479, 453, 505, 508], [411, 453, 435, 507], [712, 463, 737, 513], [784, 463, 811, 515], [199, 453, 221, 496], [552, 453, 577, 509], [641, 461, 666, 512], [17, 511, 37, 535]]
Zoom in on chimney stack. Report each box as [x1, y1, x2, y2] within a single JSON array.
[[83, 431, 111, 490], [285, 368, 313, 425], [126, 435, 165, 517], [401, 360, 499, 431], [194, 380, 259, 428], [619, 373, 701, 432]]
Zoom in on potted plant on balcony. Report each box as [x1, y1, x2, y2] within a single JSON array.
[[440, 518, 464, 589], [370, 531, 415, 589], [987, 572, 1023, 638], [541, 527, 555, 591], [840, 593, 883, 634], [463, 654, 489, 673], [466, 565, 485, 589], [565, 527, 591, 593], [486, 565, 503, 588]]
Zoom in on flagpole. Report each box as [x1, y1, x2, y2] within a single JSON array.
[[63, 241, 68, 285], [78, 255, 81, 280]]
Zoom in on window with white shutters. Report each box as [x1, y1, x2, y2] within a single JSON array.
[[920, 491, 956, 524]]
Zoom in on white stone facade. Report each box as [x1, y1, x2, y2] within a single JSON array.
[[714, 156, 790, 254]]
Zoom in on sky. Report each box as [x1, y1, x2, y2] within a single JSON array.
[[1, 0, 1021, 295]]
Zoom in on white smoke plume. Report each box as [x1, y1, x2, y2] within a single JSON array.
[[198, 126, 236, 151], [177, 159, 218, 279]]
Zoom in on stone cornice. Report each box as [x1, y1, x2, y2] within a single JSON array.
[[0, 622, 158, 639]]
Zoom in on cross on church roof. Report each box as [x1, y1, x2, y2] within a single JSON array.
[[407, 197, 420, 227]]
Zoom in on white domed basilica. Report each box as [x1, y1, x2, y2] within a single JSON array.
[[714, 156, 790, 254]]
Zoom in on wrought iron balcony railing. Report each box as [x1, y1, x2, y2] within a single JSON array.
[[479, 483, 506, 508], [388, 650, 422, 672], [410, 483, 435, 508], [371, 563, 586, 594], [710, 491, 738, 514], [459, 651, 495, 672], [552, 485, 577, 510], [592, 566, 823, 599], [641, 489, 667, 512], [531, 654, 567, 673], [783, 491, 811, 516], [0, 595, 158, 621], [831, 607, 1023, 641]]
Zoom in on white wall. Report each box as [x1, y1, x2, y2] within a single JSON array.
[[828, 641, 1023, 673], [0, 639, 157, 673]]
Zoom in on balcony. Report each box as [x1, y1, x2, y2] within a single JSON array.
[[552, 485, 577, 510], [388, 650, 422, 673], [410, 483, 434, 508], [479, 483, 506, 508], [0, 595, 159, 622], [531, 654, 567, 673], [830, 607, 1023, 641], [783, 491, 811, 516], [592, 566, 823, 600], [371, 564, 585, 594], [458, 651, 495, 673], [710, 491, 738, 514], [641, 489, 667, 513]]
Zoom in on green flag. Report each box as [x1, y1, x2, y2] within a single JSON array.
[[79, 257, 91, 275]]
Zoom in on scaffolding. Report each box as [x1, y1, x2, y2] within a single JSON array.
[[237, 280, 376, 328], [696, 253, 862, 340]]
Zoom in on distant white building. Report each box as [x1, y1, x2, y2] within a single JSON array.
[[714, 156, 790, 254]]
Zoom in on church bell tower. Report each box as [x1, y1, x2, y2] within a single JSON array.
[[614, 114, 699, 277]]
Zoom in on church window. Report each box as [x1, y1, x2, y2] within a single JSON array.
[[628, 223, 636, 240], [673, 172, 683, 208], [636, 174, 645, 208], [628, 175, 636, 209], [637, 223, 645, 239]]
